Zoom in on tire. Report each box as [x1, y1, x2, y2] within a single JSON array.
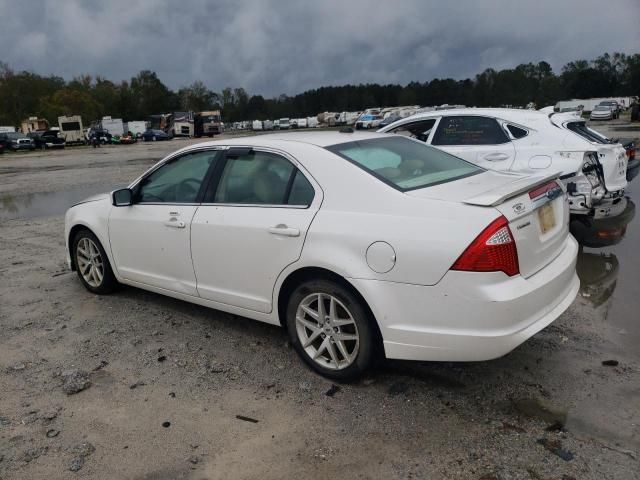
[[286, 279, 378, 380], [72, 229, 119, 294]]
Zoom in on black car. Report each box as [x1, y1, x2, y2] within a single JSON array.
[[141, 129, 170, 141], [28, 130, 66, 149], [0, 132, 36, 151]]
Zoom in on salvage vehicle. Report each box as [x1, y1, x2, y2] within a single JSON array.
[[29, 130, 66, 149], [65, 131, 578, 379], [379, 109, 629, 226], [355, 114, 383, 129], [141, 129, 170, 141], [557, 116, 639, 182], [0, 131, 35, 151], [590, 105, 615, 121]]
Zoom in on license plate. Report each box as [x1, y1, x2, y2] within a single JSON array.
[[538, 203, 556, 234]]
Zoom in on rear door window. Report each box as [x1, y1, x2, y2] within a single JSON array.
[[432, 116, 509, 146], [211, 151, 314, 206]]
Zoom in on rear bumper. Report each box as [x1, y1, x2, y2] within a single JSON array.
[[351, 235, 579, 362], [570, 197, 635, 247]]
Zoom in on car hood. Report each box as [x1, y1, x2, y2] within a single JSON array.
[[71, 193, 110, 207]]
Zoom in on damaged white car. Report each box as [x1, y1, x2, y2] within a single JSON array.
[[379, 109, 629, 221]]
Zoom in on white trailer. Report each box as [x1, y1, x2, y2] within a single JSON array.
[[296, 118, 308, 129], [58, 115, 85, 145], [252, 120, 263, 131], [0, 126, 16, 133], [99, 116, 124, 136], [124, 121, 147, 137], [306, 117, 319, 128]]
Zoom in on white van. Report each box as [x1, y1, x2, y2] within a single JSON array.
[[252, 120, 263, 131]]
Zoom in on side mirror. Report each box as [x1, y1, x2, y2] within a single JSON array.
[[112, 188, 133, 206]]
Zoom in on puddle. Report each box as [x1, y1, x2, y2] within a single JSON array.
[[0, 184, 120, 221], [575, 186, 640, 357]]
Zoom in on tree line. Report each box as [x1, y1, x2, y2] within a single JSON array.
[[0, 52, 638, 127]]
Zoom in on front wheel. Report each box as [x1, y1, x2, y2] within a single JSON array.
[[73, 229, 119, 294], [286, 279, 378, 380]]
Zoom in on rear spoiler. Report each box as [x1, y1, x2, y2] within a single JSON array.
[[463, 172, 562, 207]]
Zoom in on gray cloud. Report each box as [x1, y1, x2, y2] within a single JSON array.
[[1, 0, 638, 96]]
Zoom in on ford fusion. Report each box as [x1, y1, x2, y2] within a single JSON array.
[[64, 132, 579, 379]]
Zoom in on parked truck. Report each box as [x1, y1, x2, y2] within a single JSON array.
[[58, 115, 85, 145], [194, 110, 222, 137], [169, 112, 194, 137]]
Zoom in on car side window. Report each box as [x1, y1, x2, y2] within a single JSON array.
[[432, 116, 509, 146], [288, 170, 315, 206], [389, 119, 437, 143], [213, 151, 314, 206], [136, 150, 218, 203], [506, 124, 528, 139]]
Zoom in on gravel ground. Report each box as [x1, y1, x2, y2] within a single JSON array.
[[0, 128, 639, 479]]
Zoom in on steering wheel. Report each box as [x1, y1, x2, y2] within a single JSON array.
[[176, 178, 202, 200]]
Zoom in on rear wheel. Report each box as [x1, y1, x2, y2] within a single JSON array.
[[73, 230, 118, 294], [286, 279, 377, 380]]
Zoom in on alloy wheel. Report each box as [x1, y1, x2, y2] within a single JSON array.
[[295, 293, 360, 370], [76, 237, 104, 288]]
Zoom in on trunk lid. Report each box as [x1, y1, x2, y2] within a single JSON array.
[[408, 171, 569, 278]]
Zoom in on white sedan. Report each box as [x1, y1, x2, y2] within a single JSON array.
[[378, 108, 629, 221], [65, 132, 579, 379]]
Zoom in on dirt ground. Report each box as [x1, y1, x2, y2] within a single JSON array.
[[1, 127, 639, 480]]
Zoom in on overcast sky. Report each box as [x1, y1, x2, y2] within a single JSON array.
[[1, 0, 638, 96]]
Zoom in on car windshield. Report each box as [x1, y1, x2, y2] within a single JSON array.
[[566, 121, 609, 144], [7, 132, 24, 139], [594, 106, 609, 111], [326, 136, 483, 191]]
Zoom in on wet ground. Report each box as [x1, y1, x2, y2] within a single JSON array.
[[1, 128, 639, 479]]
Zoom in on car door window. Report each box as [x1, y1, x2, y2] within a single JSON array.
[[389, 119, 437, 142], [214, 151, 299, 205], [432, 116, 509, 146], [136, 150, 218, 203]]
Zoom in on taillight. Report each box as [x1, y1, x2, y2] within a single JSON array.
[[529, 181, 560, 200], [626, 148, 636, 161], [451, 216, 519, 276]]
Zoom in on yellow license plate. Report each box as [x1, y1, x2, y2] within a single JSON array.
[[538, 203, 556, 234]]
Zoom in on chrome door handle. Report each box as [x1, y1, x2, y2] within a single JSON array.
[[483, 152, 510, 161], [268, 224, 300, 237], [164, 219, 186, 229]]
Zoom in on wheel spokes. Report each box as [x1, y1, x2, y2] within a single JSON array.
[[296, 292, 360, 371]]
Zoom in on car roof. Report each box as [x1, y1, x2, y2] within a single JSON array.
[[389, 107, 554, 123], [184, 130, 386, 149]]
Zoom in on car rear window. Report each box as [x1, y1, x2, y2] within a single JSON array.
[[326, 136, 482, 191], [566, 121, 608, 144]]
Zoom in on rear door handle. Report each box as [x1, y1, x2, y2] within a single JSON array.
[[483, 152, 510, 161], [164, 219, 186, 229], [268, 224, 300, 237]]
